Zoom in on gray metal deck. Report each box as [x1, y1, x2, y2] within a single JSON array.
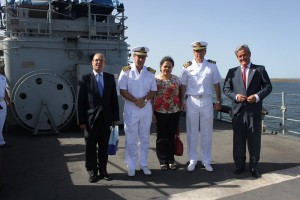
[[0, 117, 299, 200]]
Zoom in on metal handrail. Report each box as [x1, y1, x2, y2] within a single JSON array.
[[3, 2, 127, 41], [265, 92, 300, 135], [216, 92, 300, 135]]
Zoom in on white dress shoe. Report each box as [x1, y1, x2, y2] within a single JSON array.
[[203, 164, 214, 172], [187, 162, 196, 172], [127, 166, 135, 177], [140, 166, 152, 175]]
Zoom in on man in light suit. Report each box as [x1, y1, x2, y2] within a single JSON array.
[[223, 44, 272, 178], [77, 53, 119, 182]]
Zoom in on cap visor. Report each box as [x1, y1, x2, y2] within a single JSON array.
[[134, 53, 147, 57], [193, 47, 206, 50]]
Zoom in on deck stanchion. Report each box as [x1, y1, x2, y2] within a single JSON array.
[[281, 92, 287, 134]]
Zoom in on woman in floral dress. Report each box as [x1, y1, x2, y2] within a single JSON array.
[[153, 56, 181, 170]]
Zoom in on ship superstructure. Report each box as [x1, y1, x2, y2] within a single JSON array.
[[1, 0, 128, 134]]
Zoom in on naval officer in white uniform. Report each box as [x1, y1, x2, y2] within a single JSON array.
[[180, 41, 222, 172], [118, 46, 157, 176], [0, 74, 11, 148]]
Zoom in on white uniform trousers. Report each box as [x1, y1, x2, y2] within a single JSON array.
[[0, 101, 7, 145], [123, 102, 152, 170], [186, 95, 213, 165]]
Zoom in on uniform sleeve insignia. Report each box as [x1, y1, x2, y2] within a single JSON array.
[[147, 67, 156, 74], [183, 61, 192, 68], [122, 65, 131, 71], [207, 59, 216, 64]]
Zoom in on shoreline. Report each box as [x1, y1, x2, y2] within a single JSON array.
[[270, 78, 300, 83]]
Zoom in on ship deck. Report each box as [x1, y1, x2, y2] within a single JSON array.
[[0, 116, 299, 200]]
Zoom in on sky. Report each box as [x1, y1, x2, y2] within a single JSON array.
[[122, 0, 300, 79], [1, 0, 299, 79]]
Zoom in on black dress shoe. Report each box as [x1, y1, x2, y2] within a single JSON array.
[[234, 168, 245, 174], [100, 171, 111, 180], [250, 168, 261, 178], [0, 143, 11, 148], [88, 170, 98, 183]]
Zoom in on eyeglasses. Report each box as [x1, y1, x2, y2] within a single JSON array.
[[93, 59, 104, 62]]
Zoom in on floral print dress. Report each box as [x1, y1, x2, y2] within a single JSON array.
[[154, 75, 180, 113]]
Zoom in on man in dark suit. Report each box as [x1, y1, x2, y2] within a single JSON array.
[[223, 44, 272, 178], [77, 53, 119, 182]]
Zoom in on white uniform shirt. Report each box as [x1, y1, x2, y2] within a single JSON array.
[[180, 59, 222, 96], [118, 64, 157, 104], [0, 74, 6, 99]]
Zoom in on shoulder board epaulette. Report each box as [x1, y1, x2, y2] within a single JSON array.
[[147, 67, 156, 74], [183, 61, 192, 68], [122, 65, 131, 72], [207, 59, 216, 64]]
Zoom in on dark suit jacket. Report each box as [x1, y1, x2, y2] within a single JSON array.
[[223, 63, 272, 117], [77, 72, 119, 129]]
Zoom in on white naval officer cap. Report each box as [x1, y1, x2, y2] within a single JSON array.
[[131, 46, 149, 57], [191, 41, 208, 50]]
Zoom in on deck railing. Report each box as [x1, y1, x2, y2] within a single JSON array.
[[2, 2, 127, 41], [215, 92, 300, 135], [264, 92, 300, 135]]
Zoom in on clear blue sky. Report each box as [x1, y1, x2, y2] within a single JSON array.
[[123, 0, 300, 79], [1, 0, 299, 78]]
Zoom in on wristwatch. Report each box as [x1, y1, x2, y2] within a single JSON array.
[[216, 100, 221, 104], [144, 98, 148, 104]]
